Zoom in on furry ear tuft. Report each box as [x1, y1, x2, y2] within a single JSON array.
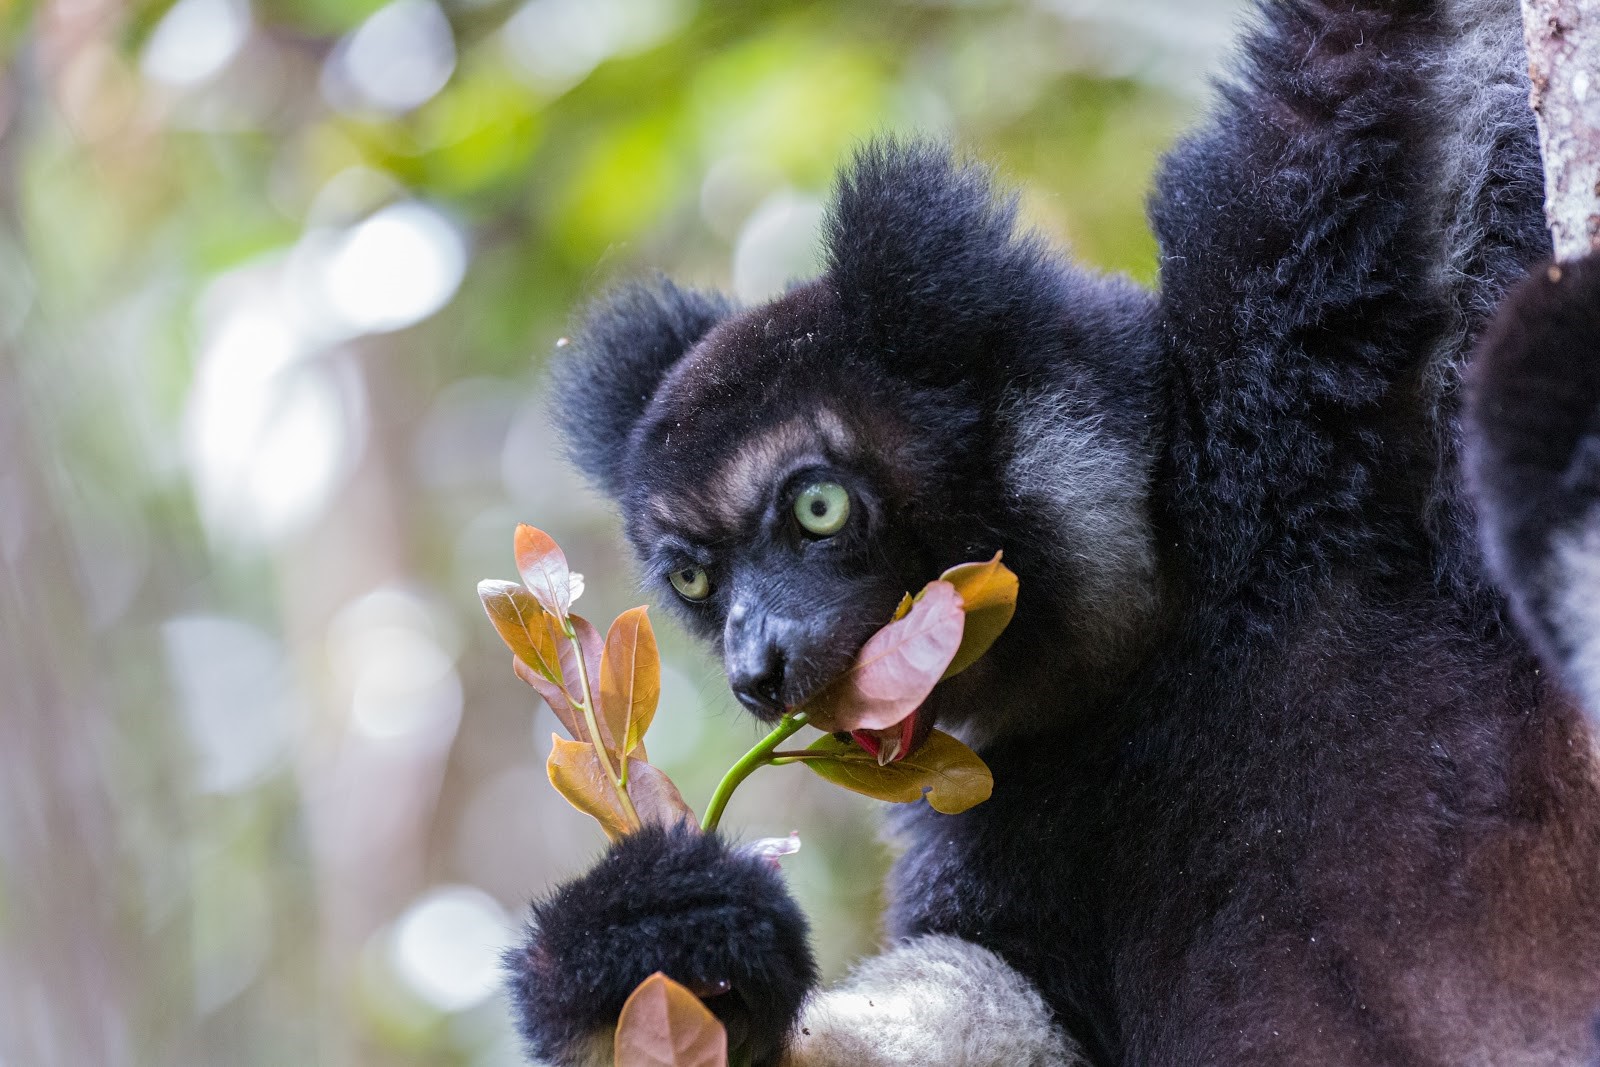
[[824, 140, 1057, 372], [550, 278, 733, 499]]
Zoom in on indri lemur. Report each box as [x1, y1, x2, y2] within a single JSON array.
[[508, 0, 1600, 1059]]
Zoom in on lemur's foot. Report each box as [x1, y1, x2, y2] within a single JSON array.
[[505, 824, 816, 1067], [1468, 254, 1600, 712]]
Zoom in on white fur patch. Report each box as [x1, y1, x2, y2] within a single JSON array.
[[1551, 506, 1600, 717], [999, 385, 1158, 655], [782, 935, 1085, 1067], [1421, 0, 1538, 557]]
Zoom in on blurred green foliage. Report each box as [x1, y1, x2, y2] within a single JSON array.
[[0, 0, 1238, 1063]]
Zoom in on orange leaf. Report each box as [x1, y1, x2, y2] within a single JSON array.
[[548, 736, 635, 840], [561, 613, 629, 754], [939, 552, 1018, 677], [601, 606, 661, 759], [478, 580, 560, 682], [804, 582, 965, 732], [547, 737, 690, 839], [505, 610, 613, 749], [801, 729, 993, 814], [516, 524, 572, 620], [615, 972, 729, 1067]]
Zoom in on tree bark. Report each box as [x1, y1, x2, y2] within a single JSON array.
[[1523, 0, 1600, 261]]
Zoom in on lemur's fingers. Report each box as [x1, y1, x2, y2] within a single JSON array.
[[506, 824, 816, 1067], [781, 935, 1086, 1067], [1467, 254, 1600, 714]]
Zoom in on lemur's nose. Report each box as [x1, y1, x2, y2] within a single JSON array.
[[725, 606, 789, 717], [728, 642, 786, 716]]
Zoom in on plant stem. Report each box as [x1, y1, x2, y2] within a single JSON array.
[[700, 711, 809, 833], [565, 617, 640, 829]]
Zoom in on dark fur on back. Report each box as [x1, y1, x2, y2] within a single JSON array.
[[513, 0, 1600, 1062]]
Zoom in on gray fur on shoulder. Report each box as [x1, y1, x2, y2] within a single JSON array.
[[782, 935, 1084, 1067]]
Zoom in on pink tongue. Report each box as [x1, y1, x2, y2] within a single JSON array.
[[851, 713, 917, 765]]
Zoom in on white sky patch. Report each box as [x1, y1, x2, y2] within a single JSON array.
[[183, 298, 367, 547], [162, 615, 294, 794], [732, 189, 825, 303], [322, 0, 457, 114], [390, 886, 511, 1013], [328, 587, 464, 745], [141, 0, 251, 88], [320, 202, 468, 335], [502, 0, 692, 92]]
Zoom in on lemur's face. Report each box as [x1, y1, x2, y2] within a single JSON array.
[[558, 147, 1163, 737], [620, 285, 955, 721]]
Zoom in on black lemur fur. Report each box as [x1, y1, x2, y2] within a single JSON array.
[[509, 0, 1600, 1061]]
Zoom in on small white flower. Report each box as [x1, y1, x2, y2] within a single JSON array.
[[567, 572, 585, 604]]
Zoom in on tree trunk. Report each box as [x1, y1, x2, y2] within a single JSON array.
[[1522, 0, 1600, 261]]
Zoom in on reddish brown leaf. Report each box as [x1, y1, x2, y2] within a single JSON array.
[[562, 613, 628, 750], [804, 581, 965, 732], [513, 656, 585, 740], [939, 552, 1018, 678], [478, 580, 560, 682], [600, 606, 661, 759], [614, 972, 729, 1067], [547, 737, 690, 839], [516, 524, 572, 620], [800, 729, 994, 814], [627, 759, 695, 830]]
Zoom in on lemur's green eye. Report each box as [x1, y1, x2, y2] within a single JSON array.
[[794, 482, 851, 536], [669, 566, 711, 601]]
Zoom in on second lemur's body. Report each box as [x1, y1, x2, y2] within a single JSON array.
[[510, 0, 1600, 1061]]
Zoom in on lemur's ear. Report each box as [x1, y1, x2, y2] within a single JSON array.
[[551, 278, 733, 499], [1467, 254, 1600, 717], [824, 140, 1058, 383]]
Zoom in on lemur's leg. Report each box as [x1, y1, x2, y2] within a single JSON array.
[[1148, 0, 1547, 595], [1467, 254, 1600, 714], [782, 936, 1085, 1067]]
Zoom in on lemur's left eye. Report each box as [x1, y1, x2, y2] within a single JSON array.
[[794, 482, 850, 536], [669, 566, 712, 601]]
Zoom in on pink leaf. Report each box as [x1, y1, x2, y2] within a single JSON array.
[[805, 581, 965, 732]]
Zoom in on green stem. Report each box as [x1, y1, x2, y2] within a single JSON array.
[[700, 711, 809, 833]]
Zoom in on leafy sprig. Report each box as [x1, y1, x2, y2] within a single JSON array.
[[479, 525, 1014, 834], [477, 525, 1020, 1065]]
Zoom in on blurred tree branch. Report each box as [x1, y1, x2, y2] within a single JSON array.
[[1522, 0, 1600, 259]]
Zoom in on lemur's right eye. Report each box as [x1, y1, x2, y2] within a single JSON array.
[[669, 566, 712, 601], [794, 482, 851, 536]]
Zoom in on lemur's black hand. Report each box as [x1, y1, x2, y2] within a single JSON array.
[[506, 823, 817, 1066]]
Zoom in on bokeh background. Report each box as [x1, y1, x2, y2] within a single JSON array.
[[0, 0, 1244, 1063]]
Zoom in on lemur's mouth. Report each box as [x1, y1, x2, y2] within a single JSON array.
[[848, 705, 935, 766]]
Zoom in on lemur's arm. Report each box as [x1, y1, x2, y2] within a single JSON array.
[[1148, 0, 1541, 591]]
